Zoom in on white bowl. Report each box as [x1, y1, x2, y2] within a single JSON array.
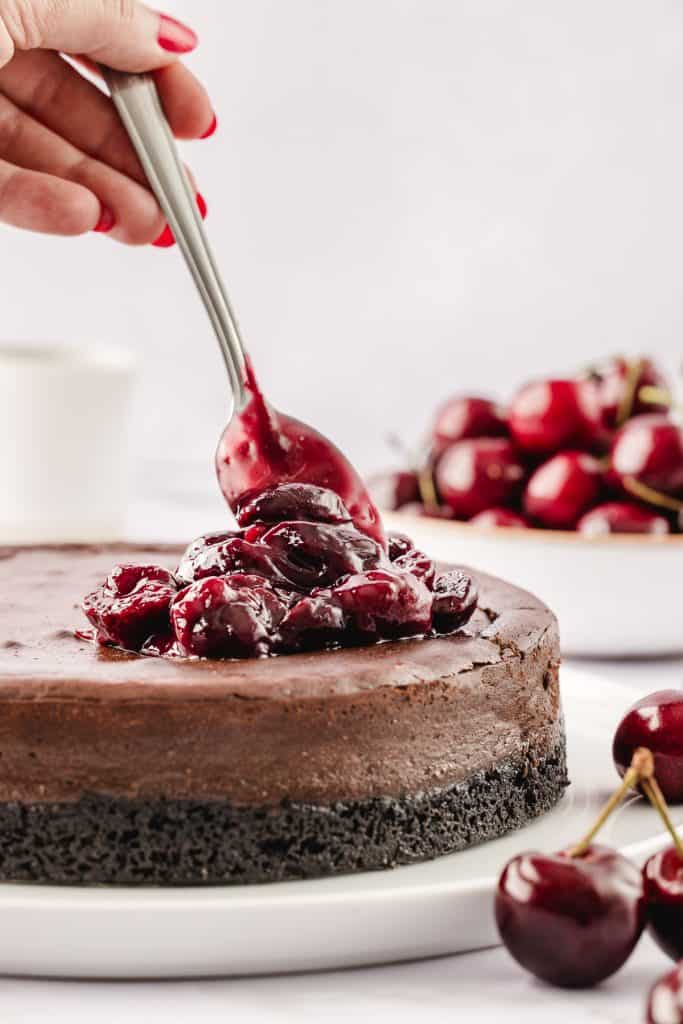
[[385, 511, 683, 657]]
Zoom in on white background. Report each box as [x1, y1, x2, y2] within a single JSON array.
[[2, 2, 683, 1019], [3, 0, 683, 513]]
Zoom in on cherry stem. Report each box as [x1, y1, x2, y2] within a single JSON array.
[[641, 776, 683, 858], [622, 476, 683, 513], [417, 466, 440, 513], [638, 384, 673, 408], [568, 747, 654, 858], [616, 358, 646, 427]]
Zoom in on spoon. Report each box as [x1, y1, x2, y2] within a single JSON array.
[[102, 69, 384, 545]]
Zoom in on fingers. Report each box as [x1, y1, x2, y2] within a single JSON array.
[[0, 0, 198, 72], [0, 91, 164, 243], [0, 51, 215, 190], [0, 157, 99, 234]]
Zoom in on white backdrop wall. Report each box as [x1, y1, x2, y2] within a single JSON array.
[[3, 0, 682, 511]]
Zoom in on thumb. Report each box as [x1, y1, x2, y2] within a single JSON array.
[[0, 0, 197, 71]]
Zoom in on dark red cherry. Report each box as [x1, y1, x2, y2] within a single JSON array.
[[643, 845, 683, 961], [509, 378, 602, 455], [177, 535, 291, 588], [386, 531, 414, 561], [236, 483, 352, 527], [393, 548, 436, 588], [469, 507, 529, 529], [171, 573, 288, 658], [432, 570, 478, 631], [592, 355, 669, 429], [259, 521, 386, 590], [647, 962, 683, 1024], [613, 690, 683, 803], [496, 844, 645, 988], [611, 414, 683, 496], [82, 564, 178, 651], [367, 470, 420, 511], [577, 501, 670, 536], [435, 438, 525, 519], [277, 591, 347, 651], [524, 451, 602, 529], [431, 395, 507, 451], [176, 529, 242, 584], [331, 567, 433, 639]]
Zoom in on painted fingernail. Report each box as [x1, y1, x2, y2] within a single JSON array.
[[152, 224, 175, 248], [158, 14, 198, 54], [93, 206, 115, 233], [200, 113, 217, 139], [152, 194, 206, 248]]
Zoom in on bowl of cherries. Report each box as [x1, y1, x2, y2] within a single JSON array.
[[370, 355, 683, 657]]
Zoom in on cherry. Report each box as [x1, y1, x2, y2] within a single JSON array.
[[644, 845, 683, 962], [330, 567, 433, 640], [432, 570, 478, 631], [82, 565, 178, 651], [435, 438, 525, 519], [524, 451, 602, 529], [236, 483, 352, 527], [216, 361, 384, 546], [496, 844, 644, 988], [386, 531, 414, 561], [509, 378, 602, 455], [611, 414, 683, 497], [393, 548, 436, 588], [647, 963, 683, 1024], [613, 691, 683, 804], [171, 573, 288, 658], [468, 507, 529, 529], [177, 535, 292, 588], [258, 521, 386, 590], [367, 471, 420, 511], [577, 501, 670, 536], [591, 355, 669, 429], [431, 395, 507, 452], [277, 591, 347, 651]]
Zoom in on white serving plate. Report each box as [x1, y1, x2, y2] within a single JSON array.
[[385, 511, 683, 657], [0, 668, 676, 979]]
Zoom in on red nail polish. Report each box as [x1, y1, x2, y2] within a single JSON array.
[[158, 14, 198, 54], [196, 192, 207, 219], [200, 113, 217, 140], [93, 206, 115, 233], [152, 224, 175, 248]]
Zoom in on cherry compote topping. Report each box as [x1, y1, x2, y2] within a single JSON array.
[[613, 691, 683, 803], [216, 361, 385, 546], [647, 963, 683, 1024], [435, 438, 525, 519], [82, 485, 477, 659], [644, 845, 683, 962], [577, 501, 670, 536], [524, 451, 602, 529], [496, 844, 645, 988], [509, 378, 602, 455]]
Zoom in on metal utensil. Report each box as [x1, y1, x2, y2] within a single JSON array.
[[101, 67, 248, 409]]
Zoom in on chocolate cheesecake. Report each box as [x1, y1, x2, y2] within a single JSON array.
[[0, 544, 567, 885]]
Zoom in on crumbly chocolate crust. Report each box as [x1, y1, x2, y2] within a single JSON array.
[[0, 735, 567, 886]]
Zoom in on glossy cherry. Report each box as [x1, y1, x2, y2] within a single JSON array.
[[432, 570, 478, 631], [468, 507, 529, 529], [83, 564, 178, 651], [431, 395, 507, 451], [367, 470, 420, 511], [647, 962, 683, 1024], [509, 378, 602, 455], [577, 501, 670, 536], [613, 690, 683, 803], [524, 451, 602, 529], [216, 361, 385, 546], [496, 844, 645, 988], [592, 355, 669, 428], [435, 438, 525, 519], [644, 844, 683, 961], [611, 414, 683, 497]]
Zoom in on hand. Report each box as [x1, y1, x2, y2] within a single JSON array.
[[0, 0, 214, 245]]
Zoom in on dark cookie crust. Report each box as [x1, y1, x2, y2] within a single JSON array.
[[0, 736, 567, 886]]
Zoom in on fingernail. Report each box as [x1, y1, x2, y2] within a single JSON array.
[[152, 224, 175, 248], [152, 194, 206, 248], [157, 13, 198, 53], [93, 206, 115, 233], [200, 113, 217, 139]]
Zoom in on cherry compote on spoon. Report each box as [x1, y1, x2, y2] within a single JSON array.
[[496, 749, 649, 988]]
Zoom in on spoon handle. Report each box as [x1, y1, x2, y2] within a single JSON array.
[[101, 67, 248, 408]]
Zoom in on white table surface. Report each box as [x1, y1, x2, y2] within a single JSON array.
[[6, 494, 682, 1024]]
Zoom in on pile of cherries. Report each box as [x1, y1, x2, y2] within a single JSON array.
[[372, 355, 683, 533], [496, 687, 683, 1022], [82, 482, 477, 659]]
